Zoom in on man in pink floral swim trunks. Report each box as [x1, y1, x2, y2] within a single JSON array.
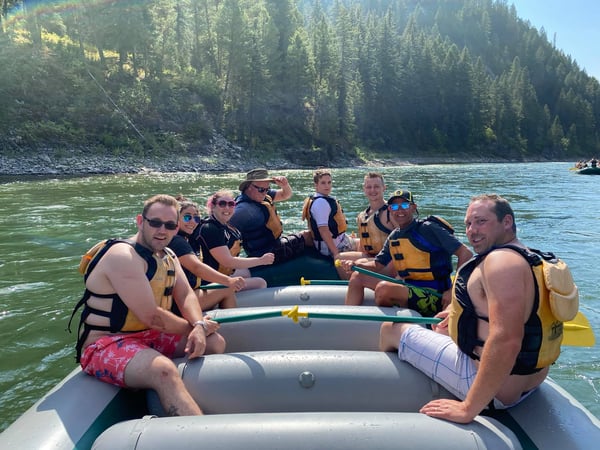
[[71, 194, 225, 416]]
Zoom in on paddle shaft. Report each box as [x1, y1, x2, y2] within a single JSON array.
[[211, 309, 439, 325], [209, 309, 593, 346], [350, 265, 442, 298], [300, 278, 349, 286]]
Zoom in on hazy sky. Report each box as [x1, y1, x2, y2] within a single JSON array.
[[509, 0, 600, 80]]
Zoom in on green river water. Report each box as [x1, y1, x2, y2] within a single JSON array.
[[0, 162, 598, 432]]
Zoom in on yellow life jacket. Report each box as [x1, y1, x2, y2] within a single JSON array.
[[262, 195, 283, 239], [448, 245, 577, 374], [387, 217, 455, 292], [69, 239, 176, 362], [302, 195, 348, 240], [357, 205, 393, 256]]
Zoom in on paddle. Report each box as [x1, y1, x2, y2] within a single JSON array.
[[300, 277, 348, 286], [335, 260, 442, 298], [563, 312, 595, 346], [210, 305, 440, 325], [209, 307, 594, 347]]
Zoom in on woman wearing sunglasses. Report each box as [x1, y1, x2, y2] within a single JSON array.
[[194, 190, 274, 290], [168, 196, 245, 310]]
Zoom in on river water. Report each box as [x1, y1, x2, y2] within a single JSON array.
[[0, 162, 598, 431]]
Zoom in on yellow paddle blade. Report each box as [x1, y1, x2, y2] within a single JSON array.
[[563, 312, 595, 347]]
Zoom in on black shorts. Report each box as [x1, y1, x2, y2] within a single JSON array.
[[273, 233, 306, 264]]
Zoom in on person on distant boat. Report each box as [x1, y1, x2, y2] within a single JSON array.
[[70, 194, 225, 416], [590, 158, 597, 168], [340, 190, 472, 315], [229, 168, 312, 264], [336, 172, 395, 279], [168, 196, 244, 310], [302, 168, 356, 260], [192, 189, 274, 290], [379, 194, 564, 423]]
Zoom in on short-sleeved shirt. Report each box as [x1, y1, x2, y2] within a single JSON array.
[[196, 216, 241, 271], [375, 219, 462, 267], [168, 233, 198, 289]]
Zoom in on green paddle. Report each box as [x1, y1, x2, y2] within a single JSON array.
[[335, 260, 442, 298], [300, 277, 349, 286], [211, 305, 440, 325]]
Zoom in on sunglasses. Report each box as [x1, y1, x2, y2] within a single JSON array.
[[388, 202, 411, 211], [253, 184, 269, 193], [183, 214, 201, 224], [143, 215, 178, 230], [216, 200, 236, 208]]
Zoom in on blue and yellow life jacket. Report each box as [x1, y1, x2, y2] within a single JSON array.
[[388, 217, 454, 292], [235, 194, 283, 255]]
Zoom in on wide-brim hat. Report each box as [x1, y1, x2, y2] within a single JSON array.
[[387, 189, 415, 204], [239, 168, 274, 192]]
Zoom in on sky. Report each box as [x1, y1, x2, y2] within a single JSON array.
[[509, 0, 600, 80]]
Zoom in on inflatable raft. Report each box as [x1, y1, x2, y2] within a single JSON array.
[[1, 286, 599, 449]]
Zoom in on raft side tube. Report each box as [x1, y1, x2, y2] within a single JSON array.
[[92, 412, 523, 450], [235, 284, 375, 307], [207, 305, 413, 351], [0, 368, 138, 450], [168, 350, 456, 414]]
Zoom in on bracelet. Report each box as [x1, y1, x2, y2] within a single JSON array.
[[192, 320, 208, 331]]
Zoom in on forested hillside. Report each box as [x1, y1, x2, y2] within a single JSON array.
[[1, 0, 599, 162]]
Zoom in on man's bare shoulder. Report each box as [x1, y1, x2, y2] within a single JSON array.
[[93, 241, 147, 275]]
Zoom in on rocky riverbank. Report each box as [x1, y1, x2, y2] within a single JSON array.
[[0, 133, 555, 177]]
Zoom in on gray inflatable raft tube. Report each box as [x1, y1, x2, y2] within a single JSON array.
[[92, 412, 522, 450], [235, 284, 375, 307], [207, 305, 416, 352], [146, 350, 455, 415]]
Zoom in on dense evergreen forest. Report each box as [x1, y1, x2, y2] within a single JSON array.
[[1, 0, 599, 162]]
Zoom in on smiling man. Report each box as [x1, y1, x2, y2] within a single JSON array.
[[230, 168, 312, 264], [379, 194, 561, 424], [70, 194, 225, 416], [341, 190, 472, 315]]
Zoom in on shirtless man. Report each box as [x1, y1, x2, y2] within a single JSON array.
[[71, 194, 225, 416], [380, 194, 555, 423]]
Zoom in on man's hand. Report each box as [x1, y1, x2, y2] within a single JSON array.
[[228, 276, 246, 291], [185, 324, 208, 358], [420, 398, 479, 424]]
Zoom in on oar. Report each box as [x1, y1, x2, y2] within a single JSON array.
[[300, 277, 348, 286], [335, 260, 441, 298], [209, 306, 594, 346], [563, 312, 595, 346], [211, 305, 440, 325]]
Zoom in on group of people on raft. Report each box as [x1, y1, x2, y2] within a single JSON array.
[[70, 167, 578, 424], [574, 158, 598, 169]]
